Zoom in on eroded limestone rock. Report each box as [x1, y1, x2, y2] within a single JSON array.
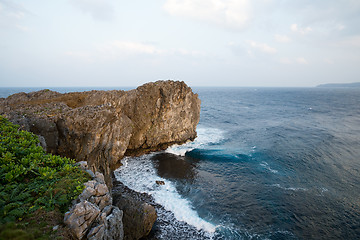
[[113, 184, 157, 240], [0, 80, 200, 187], [64, 171, 124, 240]]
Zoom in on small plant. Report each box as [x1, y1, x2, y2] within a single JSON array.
[[0, 115, 91, 238]]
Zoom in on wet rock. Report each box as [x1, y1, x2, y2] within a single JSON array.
[[155, 180, 165, 185]]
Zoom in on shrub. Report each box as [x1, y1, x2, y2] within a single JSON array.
[[0, 115, 91, 224]]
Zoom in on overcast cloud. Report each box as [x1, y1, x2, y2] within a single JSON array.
[[0, 0, 359, 87]]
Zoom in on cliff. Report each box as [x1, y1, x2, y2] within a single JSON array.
[[0, 80, 201, 188]]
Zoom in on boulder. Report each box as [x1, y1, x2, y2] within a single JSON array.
[[64, 200, 100, 240], [113, 191, 157, 240]]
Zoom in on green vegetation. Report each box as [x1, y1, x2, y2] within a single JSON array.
[[0, 115, 91, 239]]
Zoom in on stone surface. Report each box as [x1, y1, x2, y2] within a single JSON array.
[[0, 80, 201, 188], [113, 181, 157, 240], [64, 200, 101, 240], [64, 169, 124, 240]]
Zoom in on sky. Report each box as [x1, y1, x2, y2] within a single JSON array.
[[0, 0, 360, 87]]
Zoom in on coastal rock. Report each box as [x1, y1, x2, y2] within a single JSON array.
[[156, 180, 165, 185], [113, 187, 157, 240], [0, 80, 201, 187], [64, 170, 124, 240], [64, 200, 101, 240]]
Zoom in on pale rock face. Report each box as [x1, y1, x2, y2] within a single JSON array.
[[64, 200, 101, 240], [64, 171, 124, 240], [0, 80, 201, 187]]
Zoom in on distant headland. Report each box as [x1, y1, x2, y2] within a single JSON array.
[[317, 82, 360, 88]]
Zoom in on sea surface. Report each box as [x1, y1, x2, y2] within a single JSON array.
[[2, 87, 360, 239]]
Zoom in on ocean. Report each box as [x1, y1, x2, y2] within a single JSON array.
[[2, 87, 360, 239]]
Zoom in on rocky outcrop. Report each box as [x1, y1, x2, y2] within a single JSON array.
[[64, 163, 124, 240], [112, 179, 157, 240], [0, 80, 201, 187]]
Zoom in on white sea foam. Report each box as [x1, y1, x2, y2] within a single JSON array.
[[165, 127, 225, 156], [114, 155, 217, 234], [260, 161, 279, 174], [272, 184, 308, 192]]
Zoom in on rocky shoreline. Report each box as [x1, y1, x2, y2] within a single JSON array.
[[0, 80, 201, 239]]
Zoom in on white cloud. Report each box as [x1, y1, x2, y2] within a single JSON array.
[[296, 57, 308, 65], [274, 34, 291, 43], [279, 57, 309, 65], [338, 35, 360, 48], [163, 0, 251, 30], [291, 24, 312, 35], [104, 41, 164, 55], [0, 0, 31, 31], [70, 0, 115, 21], [66, 41, 205, 61], [15, 24, 30, 32], [335, 24, 345, 31], [279, 57, 292, 64], [249, 41, 277, 54], [324, 58, 334, 64]]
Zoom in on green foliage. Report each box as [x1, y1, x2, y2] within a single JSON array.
[[0, 115, 91, 225]]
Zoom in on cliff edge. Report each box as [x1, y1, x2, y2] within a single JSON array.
[[0, 80, 201, 187]]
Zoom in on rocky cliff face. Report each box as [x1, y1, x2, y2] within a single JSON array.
[[0, 80, 200, 187]]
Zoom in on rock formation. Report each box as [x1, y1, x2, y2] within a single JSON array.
[[64, 161, 124, 240], [0, 80, 201, 187], [112, 179, 158, 240]]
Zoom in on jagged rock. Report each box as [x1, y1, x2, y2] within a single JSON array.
[[65, 170, 124, 240], [78, 174, 112, 210], [64, 200, 101, 240], [113, 187, 157, 240], [104, 206, 124, 240], [0, 80, 200, 188]]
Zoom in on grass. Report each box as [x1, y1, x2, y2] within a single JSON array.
[[0, 115, 91, 239]]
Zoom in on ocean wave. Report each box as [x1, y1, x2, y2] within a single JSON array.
[[272, 184, 308, 192], [114, 155, 217, 234], [260, 161, 279, 174], [166, 127, 225, 156]]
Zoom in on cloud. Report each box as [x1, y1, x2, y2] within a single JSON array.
[[278, 57, 309, 65], [335, 23, 345, 31], [324, 58, 334, 64], [274, 34, 291, 43], [279, 57, 292, 64], [66, 41, 205, 61], [249, 41, 277, 54], [70, 0, 115, 21], [163, 0, 251, 30], [103, 41, 163, 55], [15, 24, 30, 32], [296, 57, 308, 65], [338, 35, 360, 48], [291, 24, 312, 35], [0, 0, 26, 18], [0, 0, 32, 32]]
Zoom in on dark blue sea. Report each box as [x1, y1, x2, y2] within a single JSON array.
[[2, 87, 360, 239]]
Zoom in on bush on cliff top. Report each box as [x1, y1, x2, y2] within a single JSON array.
[[0, 115, 91, 238]]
